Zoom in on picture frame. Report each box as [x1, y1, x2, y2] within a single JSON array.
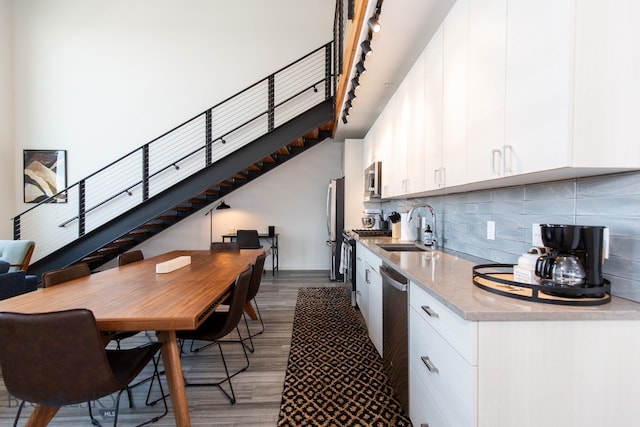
[[23, 149, 67, 203]]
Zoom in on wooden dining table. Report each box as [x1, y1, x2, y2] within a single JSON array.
[[0, 249, 265, 427]]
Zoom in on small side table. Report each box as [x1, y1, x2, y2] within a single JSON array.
[[221, 233, 279, 275]]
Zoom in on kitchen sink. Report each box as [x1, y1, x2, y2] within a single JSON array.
[[377, 243, 429, 252]]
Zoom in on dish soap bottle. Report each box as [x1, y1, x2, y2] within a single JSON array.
[[423, 224, 433, 246]]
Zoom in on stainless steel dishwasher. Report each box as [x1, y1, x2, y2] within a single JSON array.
[[381, 264, 409, 413]]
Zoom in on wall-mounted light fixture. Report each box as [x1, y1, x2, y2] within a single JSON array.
[[367, 16, 381, 33], [356, 62, 366, 75], [351, 76, 360, 90], [361, 40, 372, 56]]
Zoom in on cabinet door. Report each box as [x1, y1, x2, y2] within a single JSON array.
[[355, 248, 369, 323], [505, 0, 572, 174], [424, 27, 444, 191], [405, 51, 426, 194], [441, 0, 469, 188], [467, 0, 507, 183], [387, 91, 406, 197], [368, 264, 383, 356]]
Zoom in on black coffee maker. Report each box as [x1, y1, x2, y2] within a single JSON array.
[[535, 224, 606, 292]]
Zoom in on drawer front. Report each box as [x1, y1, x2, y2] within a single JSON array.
[[409, 281, 477, 364], [410, 365, 451, 427], [364, 248, 381, 273], [409, 307, 477, 427]]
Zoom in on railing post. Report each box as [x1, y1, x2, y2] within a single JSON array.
[[205, 109, 212, 166], [142, 145, 150, 201], [268, 75, 275, 132], [325, 43, 333, 100], [13, 216, 20, 240], [78, 180, 86, 237]]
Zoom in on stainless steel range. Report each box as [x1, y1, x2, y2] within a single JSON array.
[[350, 229, 392, 237], [341, 229, 392, 307]]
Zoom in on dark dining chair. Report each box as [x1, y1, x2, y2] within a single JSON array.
[[210, 241, 241, 252], [0, 308, 167, 427], [239, 252, 267, 352], [236, 230, 262, 249], [41, 262, 91, 287], [42, 259, 161, 408], [177, 265, 253, 404], [118, 250, 144, 266]]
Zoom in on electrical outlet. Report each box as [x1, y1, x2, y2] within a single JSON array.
[[532, 223, 544, 247], [487, 221, 495, 240]]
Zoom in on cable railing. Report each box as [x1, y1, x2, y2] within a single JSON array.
[[14, 42, 335, 263]]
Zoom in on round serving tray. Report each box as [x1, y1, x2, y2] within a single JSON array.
[[472, 264, 611, 306]]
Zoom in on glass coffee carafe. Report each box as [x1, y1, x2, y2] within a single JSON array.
[[535, 253, 587, 287]]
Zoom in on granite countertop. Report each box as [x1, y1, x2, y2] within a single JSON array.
[[355, 236, 640, 321]]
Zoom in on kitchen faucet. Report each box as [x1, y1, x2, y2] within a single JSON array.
[[407, 204, 437, 247]]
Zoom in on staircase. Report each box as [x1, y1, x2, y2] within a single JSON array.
[[15, 42, 337, 278]]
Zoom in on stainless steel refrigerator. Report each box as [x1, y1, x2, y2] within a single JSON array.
[[326, 177, 345, 281]]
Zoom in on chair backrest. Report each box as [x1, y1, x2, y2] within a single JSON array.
[[42, 262, 91, 287], [218, 265, 253, 338], [118, 250, 144, 266], [0, 309, 117, 406], [0, 240, 35, 272], [247, 252, 267, 302], [236, 230, 261, 249], [210, 242, 241, 252]]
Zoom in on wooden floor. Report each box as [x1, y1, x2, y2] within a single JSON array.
[[0, 270, 343, 426]]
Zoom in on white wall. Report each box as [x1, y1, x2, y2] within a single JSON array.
[[0, 0, 14, 238], [132, 140, 344, 271], [9, 0, 334, 211]]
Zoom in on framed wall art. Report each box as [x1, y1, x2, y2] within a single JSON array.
[[23, 149, 67, 203]]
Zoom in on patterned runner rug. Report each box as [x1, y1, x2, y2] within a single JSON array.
[[277, 287, 412, 426]]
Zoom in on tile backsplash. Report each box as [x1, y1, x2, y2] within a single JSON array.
[[382, 171, 640, 303]]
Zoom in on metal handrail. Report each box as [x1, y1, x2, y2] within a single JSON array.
[[14, 41, 335, 263]]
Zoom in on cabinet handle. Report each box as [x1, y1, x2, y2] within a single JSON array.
[[433, 169, 440, 186], [492, 148, 502, 175], [421, 305, 439, 318], [421, 356, 439, 374], [503, 144, 513, 174], [440, 167, 446, 187], [420, 424, 430, 427], [365, 269, 371, 284]]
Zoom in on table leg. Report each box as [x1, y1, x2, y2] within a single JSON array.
[[25, 406, 58, 427], [157, 330, 191, 427], [244, 301, 258, 320]]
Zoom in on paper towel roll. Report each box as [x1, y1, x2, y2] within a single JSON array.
[[400, 212, 417, 241]]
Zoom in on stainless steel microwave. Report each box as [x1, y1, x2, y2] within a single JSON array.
[[364, 162, 382, 200]]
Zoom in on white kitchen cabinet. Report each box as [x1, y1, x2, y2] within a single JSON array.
[[355, 242, 383, 355], [355, 243, 369, 324], [380, 95, 403, 198], [466, 0, 507, 183], [364, 248, 382, 355], [423, 26, 444, 191], [423, 0, 468, 192], [377, 52, 426, 199], [409, 279, 640, 427], [363, 0, 640, 198], [503, 0, 573, 176], [440, 0, 468, 189], [409, 281, 478, 427]]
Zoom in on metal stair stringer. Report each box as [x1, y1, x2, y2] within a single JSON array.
[[26, 99, 334, 278]]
